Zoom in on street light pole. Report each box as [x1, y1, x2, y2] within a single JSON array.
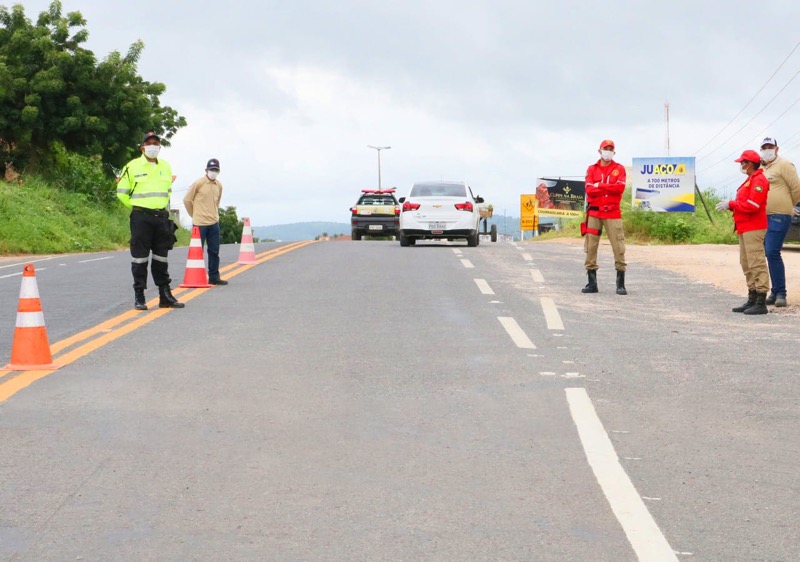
[[367, 145, 391, 190]]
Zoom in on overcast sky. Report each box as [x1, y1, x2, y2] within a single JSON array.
[[17, 0, 800, 226]]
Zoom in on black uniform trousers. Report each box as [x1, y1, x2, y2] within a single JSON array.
[[130, 207, 172, 290]]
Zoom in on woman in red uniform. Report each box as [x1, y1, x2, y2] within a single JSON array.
[[716, 150, 770, 314]]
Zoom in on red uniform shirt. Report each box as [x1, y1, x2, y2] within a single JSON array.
[[585, 160, 627, 219], [730, 168, 769, 233]]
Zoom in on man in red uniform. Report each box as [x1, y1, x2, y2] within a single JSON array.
[[715, 150, 770, 315], [582, 139, 627, 294]]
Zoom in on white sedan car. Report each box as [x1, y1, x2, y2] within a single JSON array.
[[398, 181, 484, 246]]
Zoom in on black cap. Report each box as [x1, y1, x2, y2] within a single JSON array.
[[206, 158, 220, 170], [142, 131, 160, 143]]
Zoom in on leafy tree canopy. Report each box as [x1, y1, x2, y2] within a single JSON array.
[[0, 0, 186, 174], [219, 205, 244, 244]]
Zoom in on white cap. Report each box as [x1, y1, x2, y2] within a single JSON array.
[[761, 137, 778, 148]]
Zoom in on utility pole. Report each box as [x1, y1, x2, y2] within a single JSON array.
[[367, 145, 391, 190]]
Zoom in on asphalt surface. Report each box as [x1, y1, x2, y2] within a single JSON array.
[[0, 239, 797, 561]]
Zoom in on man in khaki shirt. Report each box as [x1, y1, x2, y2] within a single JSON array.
[[760, 137, 800, 307], [183, 158, 228, 285]]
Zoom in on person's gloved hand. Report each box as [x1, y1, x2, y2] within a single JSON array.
[[715, 201, 729, 212]]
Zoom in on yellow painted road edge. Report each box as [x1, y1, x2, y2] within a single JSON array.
[[0, 240, 316, 403]]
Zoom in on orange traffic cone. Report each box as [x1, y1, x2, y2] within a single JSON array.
[[4, 264, 61, 371], [179, 226, 213, 288], [237, 217, 257, 264]]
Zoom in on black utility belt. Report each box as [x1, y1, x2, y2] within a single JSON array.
[[132, 206, 169, 217]]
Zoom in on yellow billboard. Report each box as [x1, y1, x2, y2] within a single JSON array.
[[520, 194, 539, 231]]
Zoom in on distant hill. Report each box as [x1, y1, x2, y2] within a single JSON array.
[[252, 216, 552, 242], [253, 222, 350, 241]]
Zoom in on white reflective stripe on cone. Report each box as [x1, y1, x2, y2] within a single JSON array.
[[186, 260, 206, 269], [190, 238, 203, 247], [240, 243, 255, 252], [16, 311, 46, 328], [18, 277, 41, 299]]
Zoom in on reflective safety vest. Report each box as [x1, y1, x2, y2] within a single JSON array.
[[116, 155, 173, 210]]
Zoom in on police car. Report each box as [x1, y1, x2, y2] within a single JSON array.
[[350, 189, 400, 240]]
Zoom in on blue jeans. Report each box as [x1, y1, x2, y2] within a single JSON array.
[[764, 214, 791, 297], [197, 223, 221, 281]]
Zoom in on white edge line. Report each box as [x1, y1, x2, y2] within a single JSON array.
[[78, 256, 114, 263], [497, 317, 536, 349], [565, 388, 678, 562], [540, 297, 564, 330], [474, 278, 495, 295], [0, 256, 56, 270]]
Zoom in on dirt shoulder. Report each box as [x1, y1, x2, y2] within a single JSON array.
[[544, 238, 800, 306]]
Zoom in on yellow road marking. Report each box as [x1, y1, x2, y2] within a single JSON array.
[[0, 241, 316, 401]]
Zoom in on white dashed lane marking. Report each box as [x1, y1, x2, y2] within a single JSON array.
[[540, 297, 564, 330], [530, 269, 545, 284], [79, 256, 114, 263], [452, 249, 462, 255], [474, 279, 495, 295], [522, 253, 533, 261], [566, 388, 678, 562], [460, 259, 474, 269], [497, 317, 536, 349]]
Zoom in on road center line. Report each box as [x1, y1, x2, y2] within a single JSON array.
[[497, 317, 536, 349], [474, 278, 495, 295], [460, 259, 474, 269], [0, 241, 316, 402], [540, 297, 564, 330], [522, 253, 533, 261], [565, 388, 678, 562], [530, 269, 545, 283]]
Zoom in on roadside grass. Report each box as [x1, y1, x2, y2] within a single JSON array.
[[0, 176, 190, 255], [533, 188, 739, 245]]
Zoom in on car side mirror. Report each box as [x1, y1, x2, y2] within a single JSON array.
[[398, 197, 406, 203], [475, 196, 484, 204]]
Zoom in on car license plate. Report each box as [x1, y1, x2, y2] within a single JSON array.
[[428, 222, 446, 230], [368, 224, 383, 230]]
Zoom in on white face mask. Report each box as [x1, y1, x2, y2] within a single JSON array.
[[143, 145, 160, 159], [207, 171, 219, 180], [600, 150, 614, 162], [760, 148, 776, 162]]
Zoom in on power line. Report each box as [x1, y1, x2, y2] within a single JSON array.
[[698, 93, 800, 174], [693, 39, 800, 155], [697, 69, 800, 162]]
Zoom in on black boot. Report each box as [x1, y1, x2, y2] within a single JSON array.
[[581, 270, 598, 293], [134, 288, 147, 311], [732, 289, 756, 312], [616, 270, 627, 295], [743, 292, 768, 315], [159, 285, 185, 309]]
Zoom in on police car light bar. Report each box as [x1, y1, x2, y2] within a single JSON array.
[[361, 188, 396, 194]]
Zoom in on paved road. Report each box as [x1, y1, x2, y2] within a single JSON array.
[[0, 240, 797, 560]]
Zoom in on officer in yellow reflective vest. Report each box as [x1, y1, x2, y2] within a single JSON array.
[[116, 132, 184, 310]]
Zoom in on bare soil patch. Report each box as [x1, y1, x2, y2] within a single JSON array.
[[544, 238, 800, 306]]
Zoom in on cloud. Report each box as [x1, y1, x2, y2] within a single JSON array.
[[18, 0, 800, 223]]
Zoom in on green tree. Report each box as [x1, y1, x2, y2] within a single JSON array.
[[219, 205, 243, 244], [0, 1, 186, 176]]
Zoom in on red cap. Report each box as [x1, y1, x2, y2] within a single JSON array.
[[735, 150, 761, 164], [599, 139, 615, 150]]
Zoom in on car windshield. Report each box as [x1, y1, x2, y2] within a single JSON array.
[[410, 183, 466, 197], [359, 196, 396, 205]]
